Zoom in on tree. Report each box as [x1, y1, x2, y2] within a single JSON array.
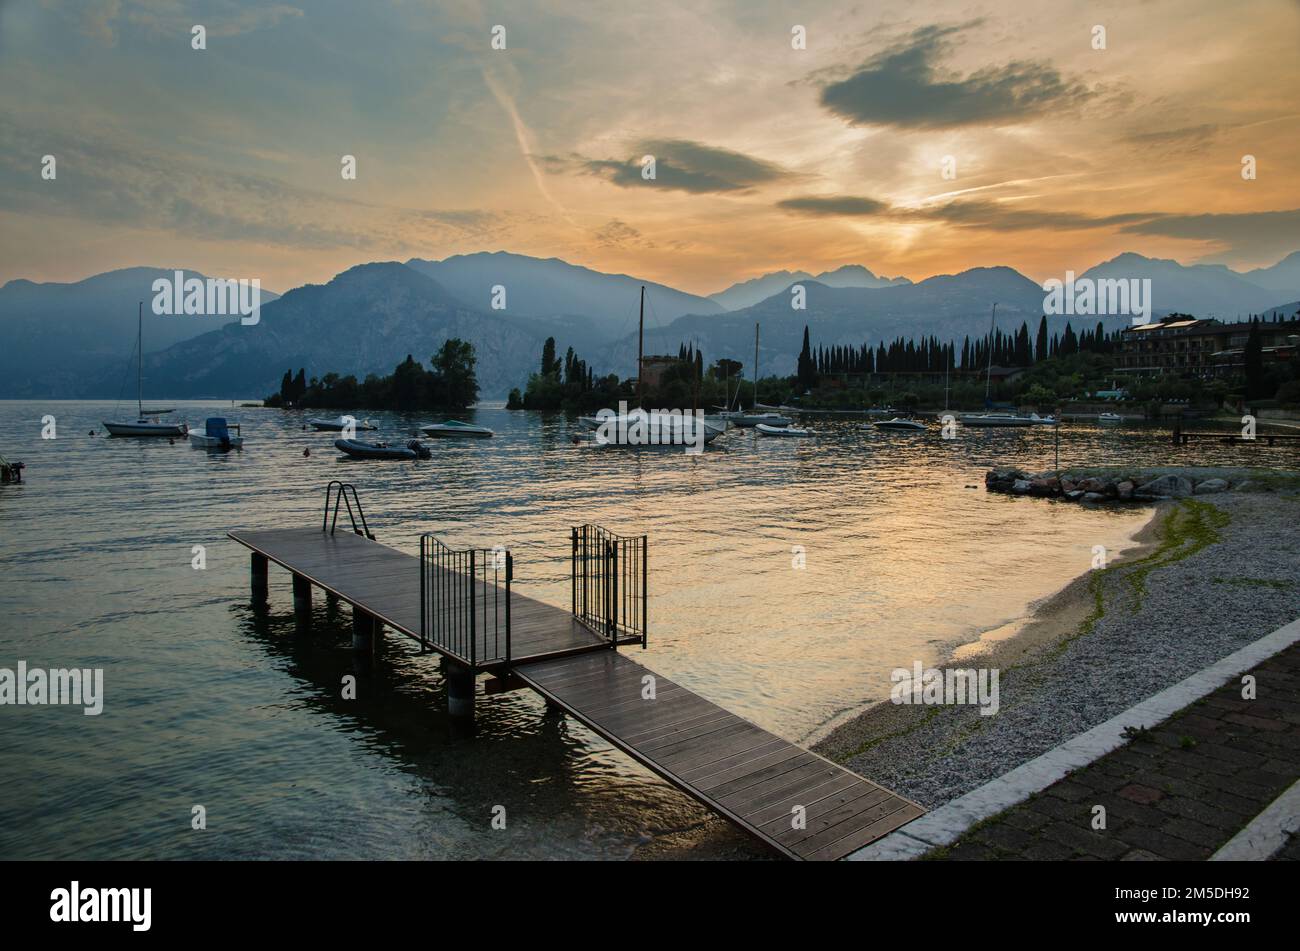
[[540, 337, 559, 377], [1244, 318, 1265, 400], [431, 338, 479, 409], [1035, 316, 1049, 363], [796, 325, 818, 391]]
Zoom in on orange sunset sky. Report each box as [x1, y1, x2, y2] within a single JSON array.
[[1, 0, 1298, 295]]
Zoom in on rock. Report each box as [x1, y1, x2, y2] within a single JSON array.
[[1134, 474, 1193, 499], [1029, 477, 1061, 496], [1064, 490, 1085, 501], [1078, 477, 1107, 493], [1082, 492, 1107, 503], [1012, 479, 1031, 494], [1193, 478, 1229, 495], [1117, 480, 1135, 500], [1060, 479, 1076, 493]]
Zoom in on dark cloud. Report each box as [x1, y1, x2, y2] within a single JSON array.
[[777, 196, 889, 216], [777, 193, 1163, 232], [542, 139, 790, 194], [1121, 209, 1300, 263], [817, 24, 1093, 129]]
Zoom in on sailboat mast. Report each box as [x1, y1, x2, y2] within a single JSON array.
[[137, 301, 143, 417], [984, 302, 998, 404], [636, 285, 645, 410], [753, 323, 760, 410]]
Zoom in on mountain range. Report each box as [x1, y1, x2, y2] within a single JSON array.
[[2, 251, 1297, 401]]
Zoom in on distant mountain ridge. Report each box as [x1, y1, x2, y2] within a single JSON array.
[[405, 251, 722, 339], [0, 267, 278, 398], [708, 264, 910, 311], [3, 249, 1298, 400]]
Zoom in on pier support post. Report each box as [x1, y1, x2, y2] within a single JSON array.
[[325, 591, 339, 614], [443, 659, 476, 724], [292, 574, 312, 631], [251, 553, 268, 607], [352, 608, 376, 652]]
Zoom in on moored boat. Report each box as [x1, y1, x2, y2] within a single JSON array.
[[189, 417, 243, 450], [757, 423, 814, 437], [871, 417, 927, 432], [103, 303, 188, 437], [420, 420, 494, 438], [335, 438, 431, 460], [309, 416, 377, 432]]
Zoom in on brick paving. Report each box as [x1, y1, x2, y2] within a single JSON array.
[[936, 641, 1300, 860]]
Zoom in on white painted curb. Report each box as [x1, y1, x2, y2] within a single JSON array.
[[846, 616, 1300, 861], [1209, 779, 1300, 861]]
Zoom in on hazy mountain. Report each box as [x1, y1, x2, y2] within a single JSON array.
[[1079, 253, 1296, 318], [404, 251, 722, 339], [1241, 251, 1300, 295], [605, 266, 1131, 378], [709, 264, 910, 311], [0, 268, 278, 398], [87, 263, 553, 400]]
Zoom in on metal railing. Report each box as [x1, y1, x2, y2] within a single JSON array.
[[323, 481, 373, 538], [419, 535, 512, 668], [571, 524, 647, 648]]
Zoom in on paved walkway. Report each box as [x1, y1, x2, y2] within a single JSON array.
[[937, 642, 1300, 860]]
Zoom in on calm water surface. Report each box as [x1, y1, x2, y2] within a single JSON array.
[[0, 401, 1276, 858]]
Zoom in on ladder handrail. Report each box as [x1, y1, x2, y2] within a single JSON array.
[[323, 481, 374, 539]]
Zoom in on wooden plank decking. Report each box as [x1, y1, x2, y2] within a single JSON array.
[[228, 527, 618, 666], [228, 525, 924, 859], [514, 650, 924, 860]]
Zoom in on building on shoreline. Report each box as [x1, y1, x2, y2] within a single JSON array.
[[1114, 314, 1300, 377]]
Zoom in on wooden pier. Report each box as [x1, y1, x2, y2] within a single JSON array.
[[226, 482, 922, 860]]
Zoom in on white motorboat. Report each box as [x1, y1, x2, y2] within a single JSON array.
[[308, 416, 377, 432], [729, 412, 792, 428], [1028, 413, 1058, 425], [103, 303, 187, 437], [1098, 412, 1123, 423], [958, 412, 1037, 427], [757, 423, 813, 437], [871, 417, 926, 432], [421, 420, 494, 438], [188, 417, 243, 450], [578, 409, 725, 446]]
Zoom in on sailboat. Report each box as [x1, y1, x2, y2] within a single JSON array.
[[721, 324, 792, 428], [958, 303, 1050, 428], [577, 286, 725, 447], [103, 304, 188, 437]]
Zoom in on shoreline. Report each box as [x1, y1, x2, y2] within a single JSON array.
[[811, 474, 1300, 816], [810, 504, 1165, 766]]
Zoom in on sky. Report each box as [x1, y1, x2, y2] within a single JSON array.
[[1, 0, 1298, 296]]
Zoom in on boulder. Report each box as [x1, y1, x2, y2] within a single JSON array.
[[1117, 480, 1135, 500], [1060, 479, 1077, 493], [1193, 478, 1229, 495], [1078, 477, 1107, 494], [1082, 492, 1107, 504], [1012, 479, 1031, 494], [1134, 474, 1193, 499], [1064, 490, 1085, 501], [1029, 477, 1061, 496]]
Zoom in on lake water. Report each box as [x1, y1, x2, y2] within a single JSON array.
[[0, 401, 1274, 859]]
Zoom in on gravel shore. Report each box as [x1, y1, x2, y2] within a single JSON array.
[[814, 475, 1300, 810]]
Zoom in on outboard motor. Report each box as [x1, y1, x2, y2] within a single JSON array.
[[407, 439, 431, 460]]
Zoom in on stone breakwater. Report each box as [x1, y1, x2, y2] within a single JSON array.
[[985, 468, 1247, 503]]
